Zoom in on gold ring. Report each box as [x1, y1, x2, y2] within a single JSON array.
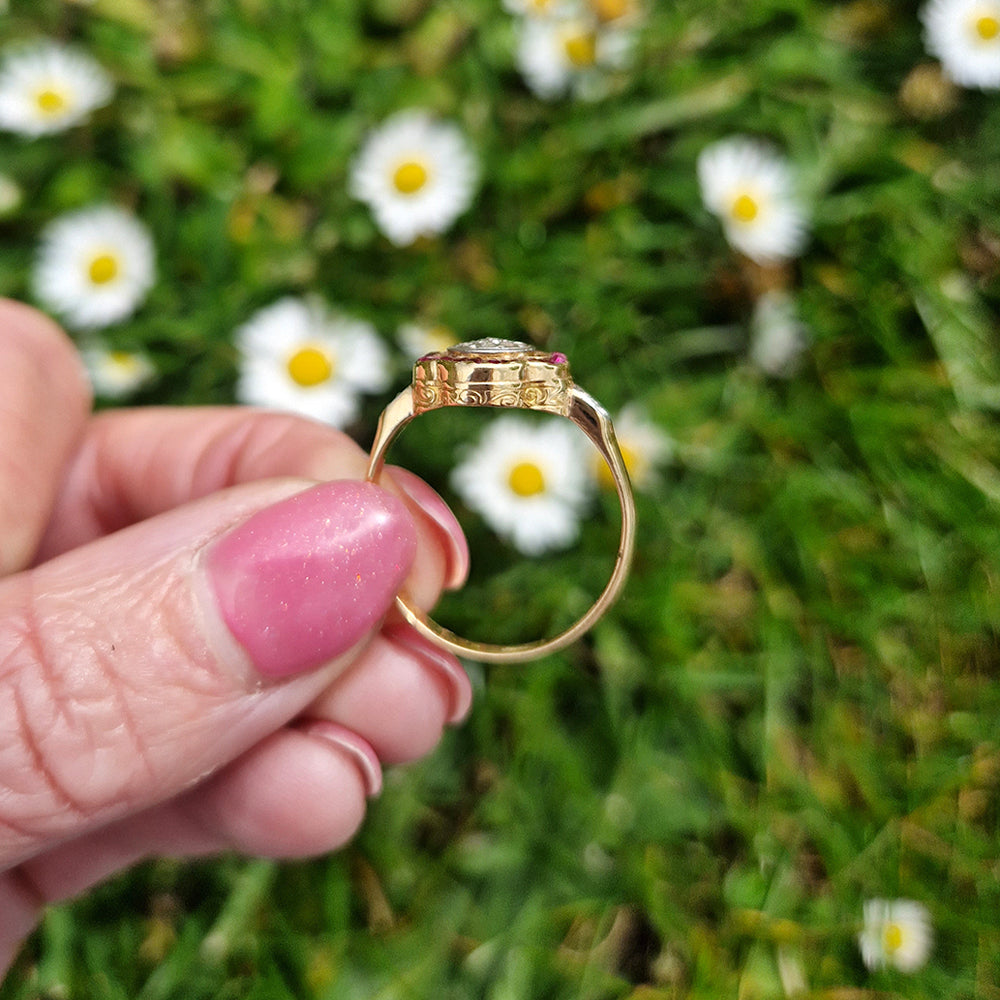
[[366, 338, 636, 663]]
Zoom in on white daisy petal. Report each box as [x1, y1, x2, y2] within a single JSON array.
[[0, 41, 113, 137], [858, 899, 933, 973], [921, 0, 1000, 89], [33, 205, 155, 330], [452, 415, 592, 556], [234, 296, 390, 428], [696, 137, 808, 263], [349, 110, 478, 247]]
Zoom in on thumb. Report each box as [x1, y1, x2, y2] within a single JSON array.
[[0, 479, 415, 870]]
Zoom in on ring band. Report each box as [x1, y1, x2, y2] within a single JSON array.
[[366, 338, 636, 664]]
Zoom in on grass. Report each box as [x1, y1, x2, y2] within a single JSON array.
[[3, 0, 1000, 996]]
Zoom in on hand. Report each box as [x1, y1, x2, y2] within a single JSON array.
[[0, 301, 472, 973]]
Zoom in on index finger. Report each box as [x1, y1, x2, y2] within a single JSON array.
[[35, 406, 468, 610]]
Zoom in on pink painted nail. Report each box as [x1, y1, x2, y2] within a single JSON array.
[[388, 466, 469, 591], [298, 721, 382, 798], [207, 481, 416, 680], [384, 624, 473, 725]]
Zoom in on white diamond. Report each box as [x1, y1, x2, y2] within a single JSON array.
[[452, 338, 532, 353]]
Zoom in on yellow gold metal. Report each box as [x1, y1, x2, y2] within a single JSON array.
[[366, 338, 636, 664]]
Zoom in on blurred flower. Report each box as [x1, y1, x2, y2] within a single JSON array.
[[749, 290, 809, 377], [858, 899, 932, 973], [234, 296, 390, 426], [81, 343, 156, 398], [588, 0, 642, 22], [899, 62, 960, 116], [34, 205, 155, 330], [921, 0, 1000, 89], [503, 0, 573, 15], [0, 41, 113, 137], [516, 10, 635, 100], [349, 110, 478, 247], [0, 173, 21, 216], [697, 137, 808, 264], [396, 321, 459, 360], [452, 415, 592, 555], [594, 405, 673, 491]]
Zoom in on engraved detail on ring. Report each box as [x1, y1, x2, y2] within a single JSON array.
[[412, 339, 573, 416]]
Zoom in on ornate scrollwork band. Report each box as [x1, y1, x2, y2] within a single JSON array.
[[412, 339, 573, 416]]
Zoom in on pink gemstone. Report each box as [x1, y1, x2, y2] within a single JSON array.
[[551, 352, 568, 364]]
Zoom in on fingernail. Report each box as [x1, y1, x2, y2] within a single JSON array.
[[385, 624, 473, 725], [206, 481, 417, 680], [298, 721, 382, 797], [388, 466, 469, 591]]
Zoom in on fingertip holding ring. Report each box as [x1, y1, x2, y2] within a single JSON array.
[[297, 720, 383, 798]]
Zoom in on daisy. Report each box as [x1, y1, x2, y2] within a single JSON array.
[[516, 10, 635, 100], [0, 41, 113, 137], [451, 414, 592, 556], [396, 321, 459, 361], [81, 343, 156, 399], [349, 110, 478, 247], [697, 137, 808, 264], [33, 205, 155, 330], [503, 0, 573, 15], [921, 0, 1000, 89], [234, 296, 390, 427], [858, 899, 932, 973], [749, 290, 809, 377], [594, 405, 673, 491]]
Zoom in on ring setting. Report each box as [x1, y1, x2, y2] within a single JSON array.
[[367, 338, 636, 663]]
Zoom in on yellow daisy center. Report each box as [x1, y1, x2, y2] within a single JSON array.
[[531, 0, 554, 8], [974, 14, 1000, 40], [287, 346, 335, 388], [35, 87, 68, 116], [882, 922, 905, 953], [564, 31, 599, 67], [393, 160, 430, 195], [508, 461, 546, 498], [109, 350, 142, 372], [731, 193, 760, 223], [88, 253, 120, 285]]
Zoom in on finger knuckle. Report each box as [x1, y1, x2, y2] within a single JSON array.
[[0, 582, 146, 847]]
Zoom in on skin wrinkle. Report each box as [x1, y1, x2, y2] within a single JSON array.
[[189, 410, 269, 503], [0, 559, 227, 854], [10, 683, 89, 823], [231, 411, 368, 483], [0, 603, 89, 851], [72, 421, 129, 544]]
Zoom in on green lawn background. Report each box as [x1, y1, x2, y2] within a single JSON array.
[[2, 0, 1000, 996]]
